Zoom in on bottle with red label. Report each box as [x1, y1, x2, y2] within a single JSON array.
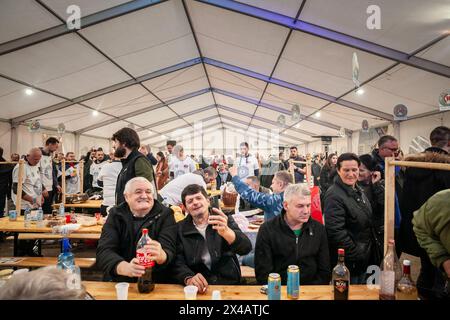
[[332, 248, 350, 300], [136, 228, 155, 293]]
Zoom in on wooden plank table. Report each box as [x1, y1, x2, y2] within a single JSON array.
[[207, 190, 221, 197], [0, 216, 102, 256], [52, 200, 103, 209], [83, 281, 379, 300], [0, 257, 96, 269]]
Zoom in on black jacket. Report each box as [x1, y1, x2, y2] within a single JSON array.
[[323, 176, 374, 275], [170, 214, 252, 285], [115, 149, 148, 205], [96, 201, 177, 283], [319, 166, 337, 193], [399, 148, 450, 256], [0, 158, 14, 197], [216, 172, 232, 187], [147, 153, 158, 166], [255, 211, 330, 285]]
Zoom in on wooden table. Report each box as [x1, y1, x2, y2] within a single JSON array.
[[207, 190, 221, 197], [0, 257, 96, 269], [0, 216, 102, 256], [52, 200, 103, 209], [83, 281, 379, 300]]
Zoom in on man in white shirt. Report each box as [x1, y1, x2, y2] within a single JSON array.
[[166, 141, 176, 180], [98, 155, 122, 216], [39, 137, 60, 213], [90, 149, 107, 191], [159, 167, 217, 207], [235, 142, 259, 179], [12, 148, 45, 210], [170, 145, 197, 179], [62, 152, 80, 195]]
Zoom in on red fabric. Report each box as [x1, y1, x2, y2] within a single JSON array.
[[310, 186, 324, 224]]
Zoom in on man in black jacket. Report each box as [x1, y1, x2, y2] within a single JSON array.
[[171, 184, 252, 293], [255, 183, 330, 285], [96, 177, 177, 283], [400, 126, 450, 299], [0, 147, 14, 218], [112, 128, 156, 205]]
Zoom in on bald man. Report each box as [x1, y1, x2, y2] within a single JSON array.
[[12, 147, 45, 211]]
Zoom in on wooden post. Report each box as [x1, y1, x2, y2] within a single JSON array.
[[288, 159, 295, 183], [16, 159, 25, 211], [384, 157, 396, 254], [79, 160, 84, 194], [61, 159, 66, 204], [306, 159, 312, 186]]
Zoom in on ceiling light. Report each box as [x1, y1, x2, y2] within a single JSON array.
[[92, 110, 99, 116], [356, 88, 365, 95], [25, 88, 33, 95]]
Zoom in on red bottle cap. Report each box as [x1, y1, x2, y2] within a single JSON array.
[[142, 228, 148, 234], [338, 248, 345, 255]]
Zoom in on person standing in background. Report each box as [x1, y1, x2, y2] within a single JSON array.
[[170, 145, 197, 179], [155, 151, 169, 190], [235, 142, 259, 179], [139, 144, 158, 166], [39, 137, 61, 213], [0, 147, 14, 218], [166, 141, 176, 180], [97, 153, 122, 216]]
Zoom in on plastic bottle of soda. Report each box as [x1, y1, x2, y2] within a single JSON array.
[[57, 238, 74, 270], [136, 228, 155, 293]]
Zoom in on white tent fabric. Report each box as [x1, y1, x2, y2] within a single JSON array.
[[0, 0, 448, 155]]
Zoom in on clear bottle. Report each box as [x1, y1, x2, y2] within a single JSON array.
[[36, 207, 44, 228], [379, 239, 402, 300], [396, 260, 417, 300], [24, 208, 31, 228], [58, 203, 65, 217], [332, 248, 350, 300], [136, 229, 155, 293], [57, 238, 74, 270]]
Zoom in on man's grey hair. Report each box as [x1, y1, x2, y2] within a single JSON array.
[[0, 266, 87, 300], [284, 183, 311, 203], [172, 145, 184, 155], [28, 147, 42, 155], [123, 177, 154, 195]]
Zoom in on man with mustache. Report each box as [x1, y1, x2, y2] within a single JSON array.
[[96, 177, 176, 283], [255, 183, 330, 285], [112, 128, 156, 205]]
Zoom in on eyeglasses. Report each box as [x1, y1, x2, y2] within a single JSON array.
[[382, 146, 399, 153]]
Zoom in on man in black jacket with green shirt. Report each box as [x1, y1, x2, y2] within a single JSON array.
[[255, 183, 330, 285], [96, 177, 177, 283], [112, 127, 156, 205], [171, 184, 252, 293]]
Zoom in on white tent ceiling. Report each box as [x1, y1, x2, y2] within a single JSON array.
[[0, 0, 448, 148]]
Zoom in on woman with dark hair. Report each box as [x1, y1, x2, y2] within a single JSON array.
[[358, 154, 385, 265], [319, 153, 338, 193], [323, 153, 374, 284], [156, 151, 169, 190]]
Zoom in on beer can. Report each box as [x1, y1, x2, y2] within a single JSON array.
[[268, 273, 281, 300], [287, 265, 300, 299], [8, 210, 17, 221]]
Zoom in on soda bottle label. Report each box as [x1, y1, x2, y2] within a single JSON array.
[[136, 250, 155, 268], [333, 279, 349, 300]]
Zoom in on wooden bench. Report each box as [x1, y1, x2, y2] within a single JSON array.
[[17, 233, 101, 240], [240, 266, 255, 278], [0, 257, 96, 269]]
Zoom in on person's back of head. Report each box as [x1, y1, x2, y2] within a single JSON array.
[[0, 267, 87, 300], [429, 126, 449, 150], [274, 171, 293, 190]]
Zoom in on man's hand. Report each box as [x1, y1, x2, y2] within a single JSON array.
[[186, 273, 208, 294], [145, 239, 167, 265], [443, 259, 450, 278], [229, 166, 238, 177], [56, 185, 62, 193], [372, 171, 381, 184], [42, 190, 49, 198], [208, 208, 236, 244], [116, 258, 146, 278]]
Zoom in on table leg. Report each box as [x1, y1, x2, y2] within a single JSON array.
[[13, 232, 18, 256]]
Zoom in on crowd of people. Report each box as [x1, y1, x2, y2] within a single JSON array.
[[0, 125, 448, 300]]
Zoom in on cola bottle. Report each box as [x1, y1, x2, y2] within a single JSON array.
[[136, 228, 155, 293]]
